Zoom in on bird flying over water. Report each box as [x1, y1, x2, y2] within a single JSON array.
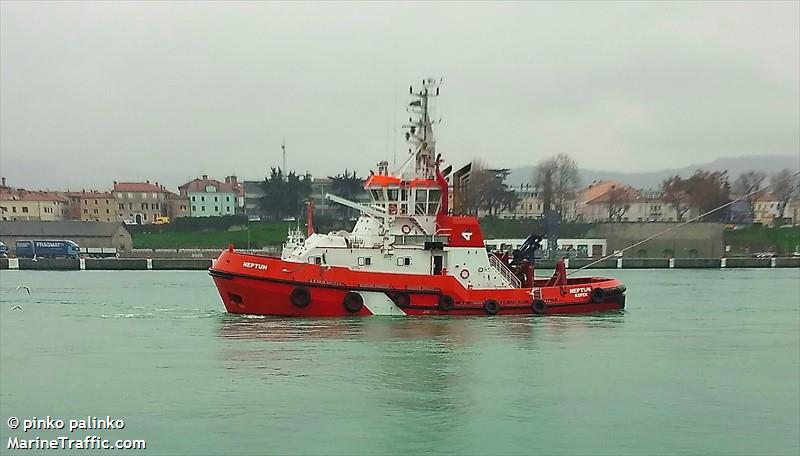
[[16, 285, 31, 295], [11, 305, 22, 311]]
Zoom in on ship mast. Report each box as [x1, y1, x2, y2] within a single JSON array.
[[281, 138, 287, 181], [404, 78, 441, 180]]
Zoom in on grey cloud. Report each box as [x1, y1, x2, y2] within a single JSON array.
[[1, 1, 797, 190]]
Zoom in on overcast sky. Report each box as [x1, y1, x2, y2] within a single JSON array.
[[1, 1, 798, 191]]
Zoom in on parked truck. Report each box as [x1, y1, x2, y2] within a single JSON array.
[[15, 240, 80, 259]]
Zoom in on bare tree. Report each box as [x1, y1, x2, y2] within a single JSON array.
[[770, 168, 800, 218], [462, 160, 489, 215], [733, 170, 767, 221], [661, 175, 691, 222], [532, 153, 581, 222], [663, 170, 731, 222], [606, 185, 632, 222], [461, 160, 518, 217]]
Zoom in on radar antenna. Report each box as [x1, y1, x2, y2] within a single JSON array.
[[402, 78, 442, 180]]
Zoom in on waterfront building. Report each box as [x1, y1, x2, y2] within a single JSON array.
[[309, 177, 333, 216], [624, 191, 682, 223], [0, 189, 69, 221], [66, 191, 115, 222], [243, 180, 266, 219], [0, 220, 133, 253], [112, 181, 170, 225], [578, 183, 681, 223], [490, 183, 544, 220], [789, 197, 800, 226], [166, 193, 190, 220], [753, 193, 800, 226], [179, 175, 239, 217]]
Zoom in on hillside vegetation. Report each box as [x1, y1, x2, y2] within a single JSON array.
[[724, 226, 800, 255]]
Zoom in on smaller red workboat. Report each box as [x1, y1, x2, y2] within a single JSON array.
[[209, 79, 626, 317]]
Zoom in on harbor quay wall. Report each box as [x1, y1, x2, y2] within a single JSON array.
[[585, 223, 724, 258], [0, 257, 797, 271], [0, 258, 213, 271]]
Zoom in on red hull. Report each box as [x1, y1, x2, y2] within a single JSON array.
[[209, 251, 625, 317]]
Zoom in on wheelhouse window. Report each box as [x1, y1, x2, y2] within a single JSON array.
[[414, 189, 441, 215], [415, 189, 427, 215], [427, 189, 441, 215]]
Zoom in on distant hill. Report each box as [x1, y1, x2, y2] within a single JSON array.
[[507, 155, 799, 189]]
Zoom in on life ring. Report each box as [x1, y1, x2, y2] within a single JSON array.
[[393, 292, 411, 308], [343, 291, 364, 313], [388, 204, 398, 215], [532, 299, 546, 314], [438, 294, 454, 311], [460, 269, 470, 279], [401, 224, 412, 234], [289, 287, 311, 308], [483, 299, 500, 315], [591, 287, 605, 303]]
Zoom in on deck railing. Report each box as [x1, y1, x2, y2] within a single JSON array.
[[488, 254, 522, 288]]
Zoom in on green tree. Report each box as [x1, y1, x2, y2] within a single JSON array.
[[258, 167, 312, 219], [328, 169, 365, 219]]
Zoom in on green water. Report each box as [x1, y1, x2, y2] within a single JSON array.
[[0, 269, 798, 455]]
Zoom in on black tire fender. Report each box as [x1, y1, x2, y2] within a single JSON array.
[[438, 294, 454, 311], [484, 299, 500, 315], [343, 292, 364, 313], [591, 287, 605, 303], [532, 299, 547, 314], [393, 292, 411, 308], [289, 287, 311, 308]]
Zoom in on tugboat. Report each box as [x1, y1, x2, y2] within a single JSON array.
[[210, 79, 626, 316]]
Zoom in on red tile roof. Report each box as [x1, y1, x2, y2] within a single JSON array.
[[66, 191, 113, 198], [1, 191, 70, 202], [579, 181, 625, 203], [113, 182, 169, 193], [584, 185, 640, 205], [179, 178, 238, 194], [754, 192, 781, 202]]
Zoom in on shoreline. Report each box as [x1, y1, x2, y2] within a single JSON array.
[[1, 257, 798, 271]]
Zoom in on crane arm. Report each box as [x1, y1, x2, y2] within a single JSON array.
[[325, 193, 389, 221]]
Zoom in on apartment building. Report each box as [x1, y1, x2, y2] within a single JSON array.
[[112, 181, 170, 224]]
